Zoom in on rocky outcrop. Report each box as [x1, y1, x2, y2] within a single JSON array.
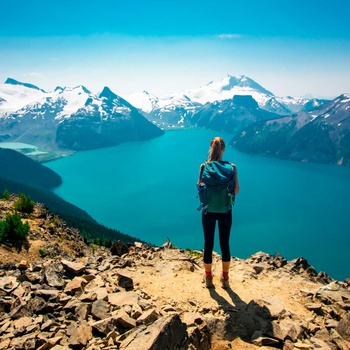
[[0, 195, 88, 263], [0, 243, 349, 350], [1, 198, 350, 349]]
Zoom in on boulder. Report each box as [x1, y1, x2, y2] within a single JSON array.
[[136, 308, 159, 325], [110, 241, 129, 256], [270, 319, 304, 342], [115, 309, 137, 329], [61, 259, 86, 275], [92, 317, 119, 336], [43, 263, 65, 288], [91, 299, 110, 320], [117, 273, 134, 291], [63, 277, 87, 295], [119, 314, 186, 350], [0, 276, 19, 292], [68, 322, 93, 347], [336, 313, 350, 342], [255, 296, 286, 319]]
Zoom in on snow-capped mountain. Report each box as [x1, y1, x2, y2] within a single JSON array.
[[124, 91, 204, 129], [0, 75, 338, 165], [185, 75, 274, 104], [232, 94, 350, 166], [126, 74, 285, 115], [146, 94, 202, 129], [275, 96, 330, 113], [184, 75, 329, 115], [124, 75, 329, 129], [0, 79, 163, 151]]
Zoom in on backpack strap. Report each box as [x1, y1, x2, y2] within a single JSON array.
[[224, 162, 237, 212]]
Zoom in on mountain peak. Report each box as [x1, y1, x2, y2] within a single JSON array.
[[186, 74, 275, 105], [220, 75, 274, 96], [80, 85, 91, 94], [60, 85, 91, 94], [4, 78, 45, 92], [99, 86, 118, 100], [339, 93, 350, 100], [99, 86, 136, 110], [54, 86, 64, 93]]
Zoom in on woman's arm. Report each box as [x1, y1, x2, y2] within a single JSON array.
[[197, 163, 205, 184], [232, 164, 240, 195]]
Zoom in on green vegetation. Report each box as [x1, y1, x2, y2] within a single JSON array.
[[184, 248, 202, 258], [0, 149, 146, 246], [38, 248, 47, 258], [0, 212, 30, 242], [92, 237, 113, 248], [0, 177, 144, 245], [13, 193, 35, 213], [1, 188, 10, 200]]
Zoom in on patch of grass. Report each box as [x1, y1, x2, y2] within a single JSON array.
[[184, 248, 202, 258]]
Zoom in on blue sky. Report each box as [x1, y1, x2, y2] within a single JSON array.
[[0, 0, 349, 98]]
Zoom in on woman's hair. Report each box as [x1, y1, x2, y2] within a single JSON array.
[[207, 137, 225, 162]]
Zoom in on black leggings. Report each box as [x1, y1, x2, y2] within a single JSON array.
[[202, 210, 232, 264]]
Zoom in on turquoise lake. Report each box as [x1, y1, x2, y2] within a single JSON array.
[[46, 129, 350, 281]]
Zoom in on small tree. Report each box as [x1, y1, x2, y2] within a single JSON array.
[[103, 239, 113, 248], [0, 221, 6, 241], [1, 188, 10, 201], [13, 193, 34, 213], [0, 212, 30, 242], [94, 237, 103, 246]]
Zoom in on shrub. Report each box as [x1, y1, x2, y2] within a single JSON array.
[[38, 248, 47, 258], [1, 188, 10, 200], [13, 193, 34, 213], [0, 212, 30, 242], [0, 221, 6, 241]]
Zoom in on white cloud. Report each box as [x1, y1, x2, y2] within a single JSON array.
[[217, 34, 242, 39], [21, 72, 44, 78]]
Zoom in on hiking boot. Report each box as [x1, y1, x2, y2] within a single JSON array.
[[220, 276, 229, 289], [203, 275, 213, 288]]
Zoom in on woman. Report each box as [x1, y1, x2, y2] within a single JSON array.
[[198, 137, 239, 288]]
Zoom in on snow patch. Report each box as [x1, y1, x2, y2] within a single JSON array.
[[123, 91, 158, 113], [0, 83, 46, 112]]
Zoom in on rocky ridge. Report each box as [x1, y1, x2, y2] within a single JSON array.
[[1, 197, 350, 350]]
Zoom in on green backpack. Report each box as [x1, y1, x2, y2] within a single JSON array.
[[197, 161, 236, 214]]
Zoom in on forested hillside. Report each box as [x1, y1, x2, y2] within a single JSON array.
[[0, 148, 143, 245], [0, 148, 62, 189]]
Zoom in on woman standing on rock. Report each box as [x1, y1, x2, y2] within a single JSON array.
[[197, 137, 239, 288]]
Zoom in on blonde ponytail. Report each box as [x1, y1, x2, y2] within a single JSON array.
[[207, 137, 225, 162]]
